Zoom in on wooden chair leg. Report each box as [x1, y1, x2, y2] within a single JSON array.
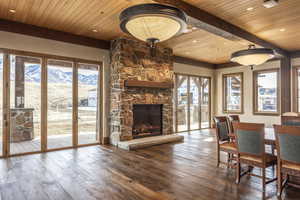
[[277, 165, 282, 197], [227, 153, 230, 168], [277, 173, 282, 197], [236, 161, 240, 184], [217, 149, 220, 167], [262, 168, 266, 193], [271, 145, 275, 155]]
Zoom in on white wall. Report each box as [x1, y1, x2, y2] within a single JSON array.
[[214, 60, 281, 127], [0, 31, 111, 137]]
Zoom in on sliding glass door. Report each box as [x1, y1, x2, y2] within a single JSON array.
[[47, 59, 74, 149], [0, 49, 102, 157], [0, 54, 3, 156], [176, 75, 188, 132], [175, 74, 211, 132], [9, 55, 42, 154], [201, 78, 210, 128], [190, 77, 200, 130], [77, 63, 100, 145]]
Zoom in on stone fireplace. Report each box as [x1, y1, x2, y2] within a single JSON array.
[[110, 38, 174, 146]]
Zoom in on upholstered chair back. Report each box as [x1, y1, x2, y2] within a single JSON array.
[[274, 125, 300, 163], [229, 115, 240, 133], [233, 122, 265, 156], [282, 120, 300, 127], [213, 116, 230, 142]]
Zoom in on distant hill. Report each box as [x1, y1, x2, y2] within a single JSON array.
[[0, 64, 98, 85], [0, 63, 97, 85]]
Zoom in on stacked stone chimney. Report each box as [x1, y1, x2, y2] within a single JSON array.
[[109, 38, 174, 145]]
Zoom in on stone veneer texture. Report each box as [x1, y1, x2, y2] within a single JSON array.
[[10, 108, 34, 142], [110, 38, 174, 145]]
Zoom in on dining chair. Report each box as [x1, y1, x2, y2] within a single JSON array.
[[274, 125, 300, 197], [233, 122, 277, 193], [229, 115, 240, 134], [213, 116, 236, 168], [281, 115, 300, 126]]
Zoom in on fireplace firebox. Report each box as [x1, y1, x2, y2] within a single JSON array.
[[132, 104, 163, 139]]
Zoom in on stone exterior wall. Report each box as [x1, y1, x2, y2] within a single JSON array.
[[110, 38, 174, 145], [10, 108, 34, 142]]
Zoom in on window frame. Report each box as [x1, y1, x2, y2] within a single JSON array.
[[222, 72, 244, 114], [253, 68, 280, 116]]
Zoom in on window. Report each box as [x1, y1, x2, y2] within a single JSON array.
[[223, 73, 243, 113], [293, 66, 300, 112], [253, 69, 280, 115]]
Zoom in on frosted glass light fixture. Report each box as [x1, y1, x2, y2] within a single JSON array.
[[120, 4, 187, 47], [231, 45, 275, 67]]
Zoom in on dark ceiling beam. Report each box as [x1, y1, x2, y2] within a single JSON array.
[[291, 50, 300, 58], [215, 62, 240, 69], [0, 19, 110, 50], [173, 56, 215, 69], [152, 0, 289, 57]]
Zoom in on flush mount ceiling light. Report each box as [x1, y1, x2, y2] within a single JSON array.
[[263, 0, 279, 8], [231, 45, 275, 67], [119, 3, 187, 47]]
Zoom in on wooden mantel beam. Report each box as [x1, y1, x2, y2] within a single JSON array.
[[0, 19, 110, 50], [152, 0, 289, 57]]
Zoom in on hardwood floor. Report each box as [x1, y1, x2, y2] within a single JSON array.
[[0, 129, 299, 200]]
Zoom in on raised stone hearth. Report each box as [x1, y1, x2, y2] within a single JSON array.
[[110, 38, 174, 146], [117, 134, 184, 150]]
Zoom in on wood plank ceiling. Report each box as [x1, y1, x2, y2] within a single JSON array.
[[161, 29, 250, 64], [0, 0, 152, 40], [0, 0, 299, 64], [183, 0, 300, 51]]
